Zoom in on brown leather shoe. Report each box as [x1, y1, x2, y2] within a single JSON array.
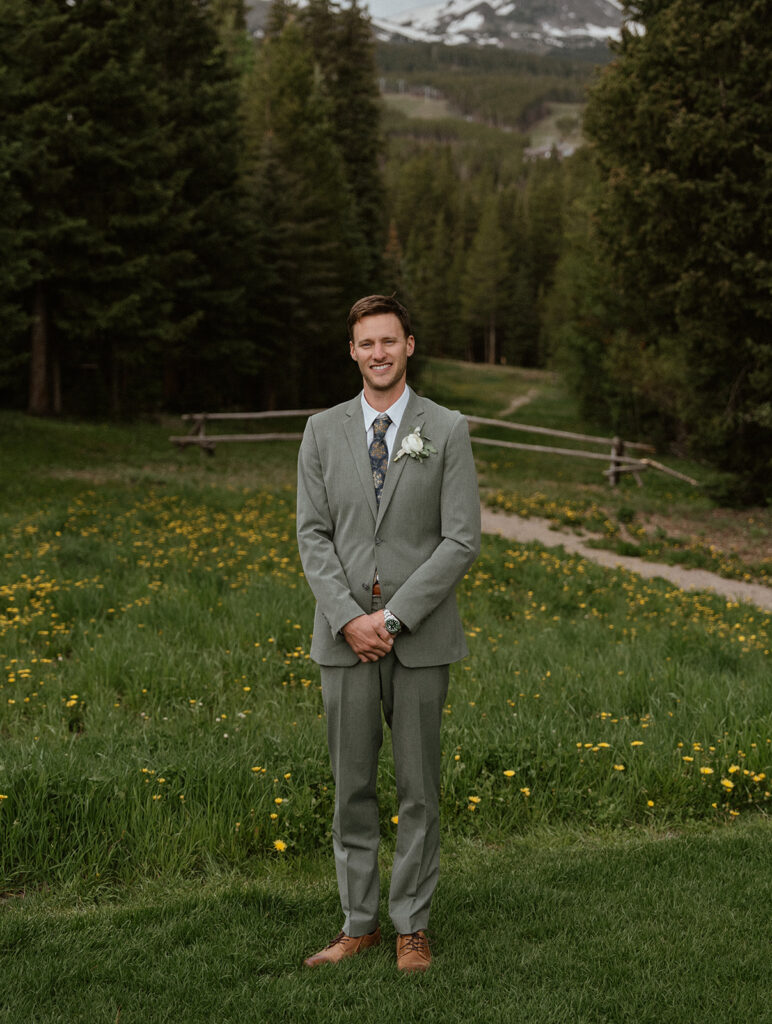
[[303, 927, 381, 967], [396, 930, 431, 973]]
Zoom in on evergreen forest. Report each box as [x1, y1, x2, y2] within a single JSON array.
[[0, 0, 770, 500]]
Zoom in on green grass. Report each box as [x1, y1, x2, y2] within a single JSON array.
[[1, 391, 771, 1020], [528, 101, 585, 151], [382, 92, 456, 120], [3, 824, 770, 1023]]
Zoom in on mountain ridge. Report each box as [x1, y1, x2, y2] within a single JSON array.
[[372, 0, 624, 52]]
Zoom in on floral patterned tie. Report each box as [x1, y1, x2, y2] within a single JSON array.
[[369, 414, 391, 505]]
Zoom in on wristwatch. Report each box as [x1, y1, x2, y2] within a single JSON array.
[[383, 609, 402, 635]]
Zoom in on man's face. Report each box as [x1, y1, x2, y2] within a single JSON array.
[[349, 313, 415, 395]]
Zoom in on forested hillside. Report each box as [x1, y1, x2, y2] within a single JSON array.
[[1, 0, 769, 499]]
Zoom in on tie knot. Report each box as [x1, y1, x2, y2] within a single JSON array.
[[372, 414, 391, 440]]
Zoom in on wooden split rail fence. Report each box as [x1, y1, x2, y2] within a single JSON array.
[[170, 410, 699, 488]]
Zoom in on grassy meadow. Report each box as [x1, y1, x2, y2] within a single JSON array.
[[2, 362, 771, 1021]]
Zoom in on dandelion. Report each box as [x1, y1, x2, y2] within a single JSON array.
[[0, 794, 7, 801], [503, 770, 515, 777], [728, 764, 740, 774], [721, 778, 734, 790], [468, 795, 481, 804], [270, 813, 277, 820], [520, 787, 531, 796], [630, 741, 644, 747], [283, 773, 291, 779], [251, 766, 261, 772], [647, 800, 654, 807], [613, 764, 625, 771], [682, 756, 694, 762], [700, 767, 714, 775], [391, 815, 399, 824], [273, 839, 287, 852], [274, 797, 283, 805]]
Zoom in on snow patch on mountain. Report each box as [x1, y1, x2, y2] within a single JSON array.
[[374, 0, 624, 52]]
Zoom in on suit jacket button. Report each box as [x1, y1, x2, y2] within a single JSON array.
[[362, 582, 370, 591]]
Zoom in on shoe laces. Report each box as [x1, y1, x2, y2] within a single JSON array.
[[324, 931, 348, 950], [400, 931, 427, 954]]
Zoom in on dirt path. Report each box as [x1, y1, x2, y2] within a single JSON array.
[[481, 507, 772, 612], [498, 387, 541, 418]]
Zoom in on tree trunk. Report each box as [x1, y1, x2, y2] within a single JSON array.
[[486, 314, 496, 364], [29, 282, 50, 415], [51, 334, 62, 414], [109, 339, 121, 417]]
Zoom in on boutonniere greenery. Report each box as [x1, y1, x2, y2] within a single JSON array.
[[394, 425, 437, 462]]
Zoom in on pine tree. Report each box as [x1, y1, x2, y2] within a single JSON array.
[[583, 0, 772, 498], [461, 193, 509, 364], [241, 15, 364, 407], [299, 0, 385, 286]]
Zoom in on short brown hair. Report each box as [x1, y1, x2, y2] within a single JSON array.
[[347, 294, 412, 341]]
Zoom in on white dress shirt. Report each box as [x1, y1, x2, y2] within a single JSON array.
[[361, 385, 411, 460]]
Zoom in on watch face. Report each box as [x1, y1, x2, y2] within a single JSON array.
[[385, 616, 401, 635]]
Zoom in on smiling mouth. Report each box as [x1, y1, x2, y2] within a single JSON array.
[[371, 363, 392, 372]]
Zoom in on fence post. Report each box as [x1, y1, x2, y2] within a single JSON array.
[[609, 436, 624, 487]]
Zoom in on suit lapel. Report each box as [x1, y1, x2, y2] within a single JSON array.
[[376, 390, 425, 529], [343, 396, 378, 522]]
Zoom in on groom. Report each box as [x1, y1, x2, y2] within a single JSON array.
[[296, 295, 480, 972]]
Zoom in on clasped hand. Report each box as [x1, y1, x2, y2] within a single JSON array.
[[342, 612, 393, 663]]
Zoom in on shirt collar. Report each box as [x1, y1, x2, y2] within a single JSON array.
[[361, 385, 411, 433]]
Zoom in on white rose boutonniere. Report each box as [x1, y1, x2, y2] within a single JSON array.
[[394, 425, 438, 462]]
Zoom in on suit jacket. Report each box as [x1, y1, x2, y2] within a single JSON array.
[[296, 388, 481, 668]]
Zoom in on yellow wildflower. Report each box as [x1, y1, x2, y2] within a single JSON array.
[[273, 839, 287, 852], [503, 770, 515, 778], [700, 767, 714, 775]]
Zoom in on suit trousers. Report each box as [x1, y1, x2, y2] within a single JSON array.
[[321, 627, 449, 937]]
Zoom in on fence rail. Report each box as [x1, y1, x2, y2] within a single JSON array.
[[170, 407, 699, 487]]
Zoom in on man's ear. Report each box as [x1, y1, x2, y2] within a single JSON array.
[[406, 335, 415, 357], [349, 339, 356, 360]]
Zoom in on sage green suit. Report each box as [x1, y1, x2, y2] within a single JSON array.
[[297, 388, 480, 935]]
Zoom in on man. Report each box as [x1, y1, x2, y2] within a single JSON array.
[[296, 295, 480, 973]]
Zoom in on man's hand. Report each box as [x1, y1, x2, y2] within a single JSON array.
[[342, 612, 393, 663]]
